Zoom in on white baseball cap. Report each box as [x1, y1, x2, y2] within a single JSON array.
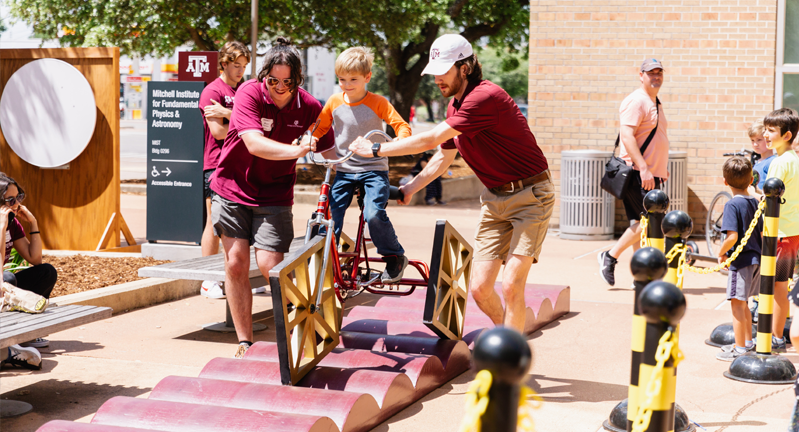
[[421, 34, 474, 76]]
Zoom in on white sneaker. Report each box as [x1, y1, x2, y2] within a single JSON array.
[[252, 286, 267, 294], [3, 345, 42, 370], [201, 281, 225, 299]]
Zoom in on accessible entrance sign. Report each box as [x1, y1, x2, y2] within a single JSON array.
[[146, 81, 205, 243]]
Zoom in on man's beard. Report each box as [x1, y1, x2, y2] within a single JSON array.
[[440, 74, 466, 98]]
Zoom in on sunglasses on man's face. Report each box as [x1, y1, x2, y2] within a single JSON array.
[[3, 192, 25, 206], [266, 77, 293, 88]]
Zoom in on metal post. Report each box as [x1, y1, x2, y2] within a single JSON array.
[[251, 0, 258, 79], [643, 190, 670, 252], [625, 248, 668, 431], [472, 327, 532, 432], [662, 211, 693, 288], [726, 178, 796, 384], [635, 281, 686, 432]]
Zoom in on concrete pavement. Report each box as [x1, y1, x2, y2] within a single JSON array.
[[2, 193, 796, 431]]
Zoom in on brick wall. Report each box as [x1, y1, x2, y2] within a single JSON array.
[[528, 0, 777, 234]]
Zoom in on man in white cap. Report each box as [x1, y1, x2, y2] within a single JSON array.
[[349, 34, 553, 333], [597, 58, 669, 287]]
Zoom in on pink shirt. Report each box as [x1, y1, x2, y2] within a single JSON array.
[[200, 77, 238, 170], [441, 80, 548, 189], [618, 89, 669, 178], [4, 218, 24, 265], [210, 80, 334, 207]]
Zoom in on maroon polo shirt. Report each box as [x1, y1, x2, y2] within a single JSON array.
[[442, 80, 548, 189], [4, 218, 24, 265], [210, 79, 334, 206], [200, 77, 238, 171]]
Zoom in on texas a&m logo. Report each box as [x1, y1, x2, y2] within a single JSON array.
[[186, 56, 209, 77], [178, 51, 218, 84], [430, 48, 440, 60]]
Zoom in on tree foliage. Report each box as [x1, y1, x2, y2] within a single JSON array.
[[479, 47, 528, 102], [7, 0, 529, 118]]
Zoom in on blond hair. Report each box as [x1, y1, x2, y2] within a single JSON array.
[[335, 47, 374, 77], [747, 119, 765, 138], [219, 41, 251, 72]]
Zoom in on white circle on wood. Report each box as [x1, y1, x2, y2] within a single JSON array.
[[0, 59, 97, 168]]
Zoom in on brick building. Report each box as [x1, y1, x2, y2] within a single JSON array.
[[528, 0, 798, 234]]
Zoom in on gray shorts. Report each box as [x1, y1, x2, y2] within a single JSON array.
[[211, 194, 293, 253], [727, 264, 760, 302]]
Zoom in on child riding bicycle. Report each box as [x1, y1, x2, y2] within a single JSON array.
[[312, 47, 412, 284]]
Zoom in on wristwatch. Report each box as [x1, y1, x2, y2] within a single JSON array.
[[371, 142, 381, 158]]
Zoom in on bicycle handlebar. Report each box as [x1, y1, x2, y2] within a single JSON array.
[[306, 129, 392, 166]]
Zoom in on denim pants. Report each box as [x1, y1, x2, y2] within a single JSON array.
[[330, 171, 404, 257]]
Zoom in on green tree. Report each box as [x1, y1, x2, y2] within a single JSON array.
[[478, 47, 528, 102], [8, 0, 529, 119]]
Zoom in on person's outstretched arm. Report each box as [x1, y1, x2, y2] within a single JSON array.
[[349, 121, 460, 158]]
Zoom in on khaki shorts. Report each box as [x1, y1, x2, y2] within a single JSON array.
[[474, 178, 555, 263]]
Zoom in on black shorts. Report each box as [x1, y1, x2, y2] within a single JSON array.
[[621, 170, 663, 221], [203, 169, 216, 199]]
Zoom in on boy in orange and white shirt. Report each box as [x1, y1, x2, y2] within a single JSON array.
[[313, 47, 412, 283]]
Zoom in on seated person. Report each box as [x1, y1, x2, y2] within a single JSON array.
[[1, 173, 58, 349], [313, 47, 412, 283]]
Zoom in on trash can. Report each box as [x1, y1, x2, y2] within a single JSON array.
[[559, 150, 615, 240], [662, 151, 687, 213]]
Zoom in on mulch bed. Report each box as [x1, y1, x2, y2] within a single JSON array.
[[43, 255, 171, 297]]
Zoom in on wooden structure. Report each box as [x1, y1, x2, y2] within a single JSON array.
[[0, 48, 135, 251]]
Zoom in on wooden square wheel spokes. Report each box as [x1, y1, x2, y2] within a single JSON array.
[[269, 235, 342, 385], [423, 220, 473, 340]]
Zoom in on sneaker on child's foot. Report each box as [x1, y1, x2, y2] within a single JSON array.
[[597, 251, 617, 286], [381, 255, 409, 284], [234, 343, 251, 359], [716, 349, 746, 362], [773, 336, 787, 353], [436, 199, 447, 205], [20, 338, 49, 348], [3, 345, 42, 370], [201, 281, 225, 299], [425, 199, 437, 206]]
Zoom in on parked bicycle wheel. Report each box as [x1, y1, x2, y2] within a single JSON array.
[[269, 235, 342, 385], [705, 191, 732, 257]]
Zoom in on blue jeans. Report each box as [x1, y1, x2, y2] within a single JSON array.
[[330, 171, 404, 257]]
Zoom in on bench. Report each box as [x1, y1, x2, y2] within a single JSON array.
[[137, 237, 308, 332], [1, 304, 112, 417]]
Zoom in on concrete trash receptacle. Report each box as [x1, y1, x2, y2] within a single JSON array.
[[560, 150, 614, 240]]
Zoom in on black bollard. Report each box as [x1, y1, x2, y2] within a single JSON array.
[[725, 177, 797, 384], [472, 327, 532, 432], [635, 280, 686, 432], [661, 211, 693, 288], [643, 190, 670, 252], [603, 248, 694, 432]]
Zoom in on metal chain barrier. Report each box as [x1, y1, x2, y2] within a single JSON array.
[[639, 215, 650, 248], [631, 329, 685, 432], [459, 370, 542, 432], [684, 199, 767, 275]]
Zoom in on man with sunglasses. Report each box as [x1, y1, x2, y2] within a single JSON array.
[[209, 37, 334, 358]]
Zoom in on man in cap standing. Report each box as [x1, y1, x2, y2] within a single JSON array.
[[349, 34, 554, 333], [598, 59, 670, 286]]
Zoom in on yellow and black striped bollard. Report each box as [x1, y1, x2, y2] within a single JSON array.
[[643, 190, 670, 252], [633, 280, 686, 432], [661, 211, 693, 288], [726, 177, 796, 384]]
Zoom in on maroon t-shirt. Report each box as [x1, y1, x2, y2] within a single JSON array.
[[442, 80, 548, 189], [4, 218, 24, 265], [200, 77, 238, 170], [210, 79, 334, 207]]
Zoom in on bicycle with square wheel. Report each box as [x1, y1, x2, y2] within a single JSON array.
[[269, 128, 473, 385]]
